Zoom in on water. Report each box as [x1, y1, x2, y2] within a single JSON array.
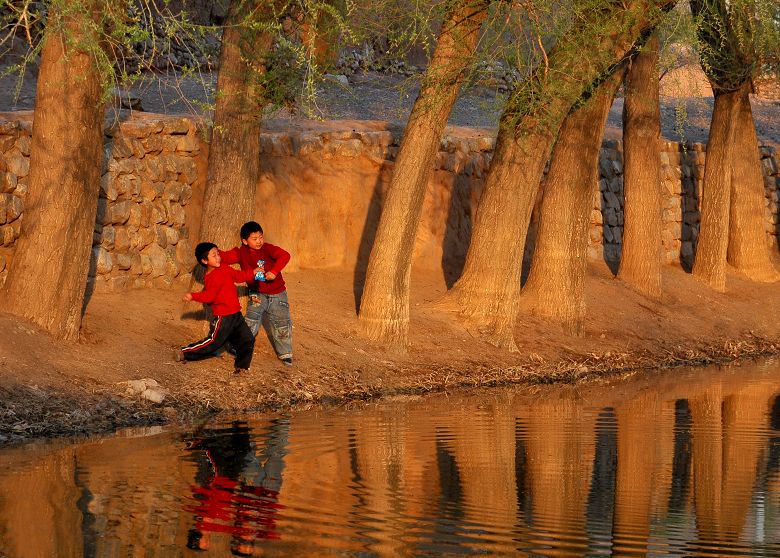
[[1, 358, 780, 557]]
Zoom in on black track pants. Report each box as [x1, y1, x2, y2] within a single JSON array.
[[181, 312, 255, 369]]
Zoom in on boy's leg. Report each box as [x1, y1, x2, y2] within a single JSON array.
[[181, 316, 232, 361], [228, 316, 255, 370], [245, 293, 268, 337], [262, 291, 293, 361]]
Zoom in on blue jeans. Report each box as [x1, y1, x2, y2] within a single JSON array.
[[246, 290, 293, 360]]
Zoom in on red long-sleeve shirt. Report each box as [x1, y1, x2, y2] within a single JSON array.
[[190, 265, 255, 316], [220, 243, 290, 295]]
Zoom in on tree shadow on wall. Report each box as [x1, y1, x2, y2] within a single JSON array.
[[441, 174, 472, 288], [679, 146, 701, 273], [441, 169, 540, 289], [352, 173, 385, 313]]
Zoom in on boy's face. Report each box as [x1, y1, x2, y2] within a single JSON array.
[[201, 247, 221, 269], [242, 231, 264, 250]]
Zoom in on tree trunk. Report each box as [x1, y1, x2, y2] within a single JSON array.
[[619, 33, 663, 298], [1, 2, 104, 340], [199, 1, 270, 248], [727, 87, 780, 281], [357, 0, 490, 346], [444, 0, 675, 350], [522, 69, 624, 334], [691, 84, 745, 291]]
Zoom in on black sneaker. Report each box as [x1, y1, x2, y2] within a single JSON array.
[[281, 357, 293, 366], [234, 367, 248, 375], [174, 349, 185, 362]]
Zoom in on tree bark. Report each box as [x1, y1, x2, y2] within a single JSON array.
[[199, 1, 270, 248], [619, 33, 663, 298], [1, 2, 104, 340], [357, 0, 490, 346], [727, 87, 780, 281], [522, 69, 624, 334], [691, 85, 745, 291], [444, 0, 675, 350]]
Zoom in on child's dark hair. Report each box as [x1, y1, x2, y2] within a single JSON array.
[[195, 242, 217, 266], [240, 221, 263, 240]]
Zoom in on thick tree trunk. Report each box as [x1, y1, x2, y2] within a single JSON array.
[[1, 3, 104, 340], [444, 0, 675, 350], [358, 0, 490, 346], [727, 87, 780, 281], [619, 34, 663, 298], [199, 1, 270, 248], [691, 85, 745, 291], [522, 70, 624, 334]]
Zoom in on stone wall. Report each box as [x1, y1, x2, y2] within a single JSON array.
[[0, 114, 202, 292], [0, 114, 777, 292]]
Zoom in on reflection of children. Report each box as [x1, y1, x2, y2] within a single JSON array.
[[220, 221, 294, 366], [176, 242, 260, 374], [184, 421, 284, 554]]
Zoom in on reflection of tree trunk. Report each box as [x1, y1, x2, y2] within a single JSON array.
[[727, 88, 780, 281], [0, 449, 83, 557], [358, 0, 489, 346], [443, 0, 675, 350], [199, 2, 270, 248], [1, 1, 104, 340], [521, 402, 596, 554], [522, 70, 623, 334], [689, 387, 723, 542], [691, 85, 745, 291], [619, 34, 663, 298], [613, 395, 660, 556]]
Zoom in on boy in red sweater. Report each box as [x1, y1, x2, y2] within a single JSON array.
[[220, 221, 294, 366], [176, 242, 261, 374]]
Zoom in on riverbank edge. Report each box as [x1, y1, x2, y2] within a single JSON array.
[[1, 334, 778, 449]]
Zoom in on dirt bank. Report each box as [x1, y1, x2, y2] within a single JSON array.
[[1, 261, 779, 447]]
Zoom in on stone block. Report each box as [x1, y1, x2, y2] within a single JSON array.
[[6, 151, 28, 177], [164, 226, 179, 246], [140, 180, 164, 201], [119, 119, 163, 139], [179, 184, 193, 204], [142, 158, 165, 182], [100, 225, 116, 249], [0, 134, 16, 152], [96, 199, 111, 226], [603, 191, 621, 209], [608, 177, 622, 193], [93, 246, 112, 274], [176, 133, 200, 153], [114, 226, 132, 252], [151, 201, 167, 224], [143, 243, 168, 277], [110, 200, 134, 225], [164, 181, 183, 202], [603, 225, 614, 243], [586, 245, 603, 260], [176, 238, 194, 268], [99, 174, 118, 201], [116, 175, 141, 199], [15, 135, 30, 156], [590, 209, 603, 225], [141, 134, 163, 155], [603, 207, 618, 227], [109, 157, 140, 175], [1, 172, 17, 194], [161, 117, 192, 135], [114, 252, 134, 271]]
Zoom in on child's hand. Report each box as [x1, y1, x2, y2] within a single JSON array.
[[182, 293, 193, 302], [265, 271, 276, 281]]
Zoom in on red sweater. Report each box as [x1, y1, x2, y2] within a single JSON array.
[[190, 265, 255, 316], [220, 243, 290, 295]]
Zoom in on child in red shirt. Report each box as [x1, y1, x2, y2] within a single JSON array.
[[176, 242, 261, 374], [220, 221, 294, 366]]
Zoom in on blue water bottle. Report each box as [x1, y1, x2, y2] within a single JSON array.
[[255, 259, 266, 282]]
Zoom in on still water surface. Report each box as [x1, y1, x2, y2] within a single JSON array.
[[1, 358, 780, 557]]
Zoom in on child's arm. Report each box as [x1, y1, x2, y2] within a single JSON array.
[[229, 266, 258, 284], [219, 247, 240, 265], [264, 244, 291, 279]]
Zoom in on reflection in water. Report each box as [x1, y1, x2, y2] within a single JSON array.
[[184, 420, 286, 555], [1, 359, 780, 557]]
